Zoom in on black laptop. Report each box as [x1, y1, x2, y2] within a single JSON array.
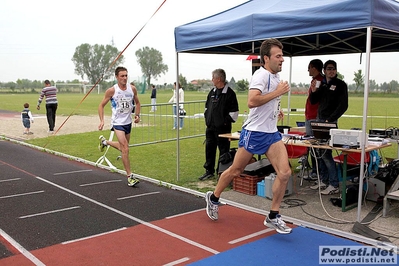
[[310, 122, 338, 144]]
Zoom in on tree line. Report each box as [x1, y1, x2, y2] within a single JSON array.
[[0, 43, 397, 94]]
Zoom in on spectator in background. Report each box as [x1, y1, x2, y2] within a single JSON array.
[[169, 82, 185, 130], [199, 68, 239, 181], [21, 102, 34, 135], [37, 80, 58, 133], [309, 60, 348, 195], [305, 59, 324, 178], [150, 84, 157, 112]]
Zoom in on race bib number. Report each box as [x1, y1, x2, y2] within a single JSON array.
[[119, 97, 132, 114]]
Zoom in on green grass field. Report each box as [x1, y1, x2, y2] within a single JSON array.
[[1, 91, 398, 191]]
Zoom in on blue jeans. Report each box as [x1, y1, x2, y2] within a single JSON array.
[[173, 105, 184, 129], [317, 148, 339, 188], [306, 119, 317, 174]]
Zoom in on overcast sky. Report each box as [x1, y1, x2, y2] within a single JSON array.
[[1, 0, 398, 85]]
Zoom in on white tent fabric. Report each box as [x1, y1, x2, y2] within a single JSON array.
[[174, 0, 399, 222]]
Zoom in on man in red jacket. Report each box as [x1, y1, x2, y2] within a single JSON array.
[[305, 59, 323, 178]]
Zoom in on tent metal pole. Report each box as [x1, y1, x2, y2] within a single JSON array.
[[286, 56, 293, 125], [357, 26, 372, 222], [175, 52, 180, 181]]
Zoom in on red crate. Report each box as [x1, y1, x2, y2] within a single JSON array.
[[233, 174, 264, 195]]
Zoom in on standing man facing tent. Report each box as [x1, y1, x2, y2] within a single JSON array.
[[205, 39, 293, 234], [304, 59, 324, 178], [309, 60, 348, 195], [199, 68, 239, 181]]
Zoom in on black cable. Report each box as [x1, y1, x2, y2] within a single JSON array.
[[281, 198, 307, 208], [299, 205, 355, 225]]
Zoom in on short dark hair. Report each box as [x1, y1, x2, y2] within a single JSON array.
[[44, 80, 51, 85], [115, 66, 127, 76], [309, 59, 323, 73], [260, 38, 283, 64], [24, 103, 29, 108], [324, 60, 337, 70]]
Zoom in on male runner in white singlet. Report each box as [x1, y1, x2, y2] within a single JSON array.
[[205, 39, 293, 234], [98, 66, 141, 187]]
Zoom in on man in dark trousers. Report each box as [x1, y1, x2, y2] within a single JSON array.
[[150, 84, 157, 112], [305, 59, 324, 178], [37, 80, 58, 133], [199, 68, 239, 180]]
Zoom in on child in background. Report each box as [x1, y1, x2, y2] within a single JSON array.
[[21, 103, 34, 134]]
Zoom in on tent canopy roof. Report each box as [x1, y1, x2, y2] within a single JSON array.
[[174, 0, 399, 57]]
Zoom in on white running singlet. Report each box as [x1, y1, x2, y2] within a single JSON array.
[[110, 84, 134, 126], [244, 67, 281, 133]]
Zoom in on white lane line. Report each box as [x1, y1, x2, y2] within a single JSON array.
[[0, 190, 44, 199], [53, 169, 93, 176], [228, 228, 274, 244], [0, 178, 21, 183], [117, 191, 160, 200], [34, 175, 220, 255], [80, 180, 122, 186], [19, 206, 81, 219], [166, 208, 203, 219], [0, 228, 45, 266], [62, 227, 127, 245], [163, 257, 190, 266]]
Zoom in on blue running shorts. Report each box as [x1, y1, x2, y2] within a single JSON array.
[[238, 128, 282, 155]]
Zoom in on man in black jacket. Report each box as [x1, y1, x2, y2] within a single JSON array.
[[199, 69, 239, 180], [309, 60, 348, 195]]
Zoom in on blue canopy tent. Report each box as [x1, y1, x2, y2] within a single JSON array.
[[174, 0, 399, 222]]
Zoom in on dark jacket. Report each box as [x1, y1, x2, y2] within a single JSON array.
[[204, 85, 239, 130], [150, 88, 156, 98], [309, 76, 348, 122]]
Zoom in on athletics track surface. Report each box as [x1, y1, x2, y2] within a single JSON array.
[[0, 140, 397, 266]]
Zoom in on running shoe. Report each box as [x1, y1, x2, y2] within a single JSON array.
[[98, 135, 107, 152], [310, 181, 327, 190], [205, 191, 219, 221], [320, 185, 339, 195], [264, 214, 292, 234], [127, 175, 140, 187]]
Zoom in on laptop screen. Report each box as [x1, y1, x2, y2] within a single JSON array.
[[310, 122, 337, 142]]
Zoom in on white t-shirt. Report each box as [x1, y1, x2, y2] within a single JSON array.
[[244, 67, 281, 133], [110, 84, 134, 126]]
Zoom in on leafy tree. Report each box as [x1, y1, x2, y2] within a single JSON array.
[[337, 71, 344, 81], [71, 43, 124, 84], [229, 77, 236, 89], [353, 69, 364, 93], [236, 79, 249, 92], [135, 46, 168, 89], [380, 82, 389, 93], [369, 79, 378, 91], [388, 80, 399, 94], [178, 74, 187, 90]]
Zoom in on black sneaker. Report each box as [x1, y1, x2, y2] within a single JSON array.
[[199, 171, 214, 180]]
